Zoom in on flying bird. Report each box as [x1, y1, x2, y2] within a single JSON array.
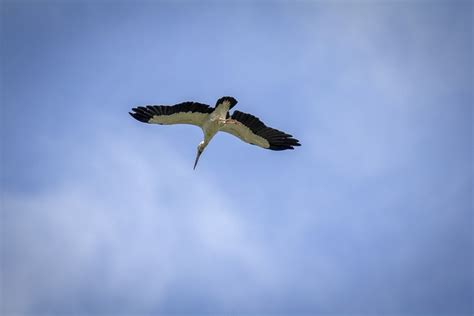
[[129, 96, 301, 169]]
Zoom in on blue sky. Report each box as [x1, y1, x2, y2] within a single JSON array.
[[1, 1, 472, 315]]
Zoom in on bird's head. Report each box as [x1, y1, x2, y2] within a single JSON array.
[[215, 96, 238, 110], [194, 141, 205, 170]]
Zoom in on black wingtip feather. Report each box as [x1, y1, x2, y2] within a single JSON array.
[[230, 110, 301, 151], [129, 102, 213, 124], [129, 111, 150, 123], [268, 139, 301, 150]]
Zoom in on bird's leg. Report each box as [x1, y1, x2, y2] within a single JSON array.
[[221, 118, 238, 125]]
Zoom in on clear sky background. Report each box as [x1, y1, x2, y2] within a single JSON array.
[[1, 1, 472, 315]]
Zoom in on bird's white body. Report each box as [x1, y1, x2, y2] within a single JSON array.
[[201, 100, 231, 147], [130, 96, 300, 169]]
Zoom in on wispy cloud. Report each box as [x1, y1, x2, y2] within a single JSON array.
[[1, 128, 277, 314], [1, 1, 472, 314]]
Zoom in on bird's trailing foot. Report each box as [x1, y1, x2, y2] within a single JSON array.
[[219, 118, 238, 125]]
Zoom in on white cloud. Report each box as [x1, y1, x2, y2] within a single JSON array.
[[1, 128, 276, 314]]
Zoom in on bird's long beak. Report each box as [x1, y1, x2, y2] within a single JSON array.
[[193, 150, 202, 170]]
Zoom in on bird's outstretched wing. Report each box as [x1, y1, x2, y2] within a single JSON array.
[[129, 102, 213, 127], [220, 110, 301, 150]]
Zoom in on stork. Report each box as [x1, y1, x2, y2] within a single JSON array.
[[129, 96, 301, 169]]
